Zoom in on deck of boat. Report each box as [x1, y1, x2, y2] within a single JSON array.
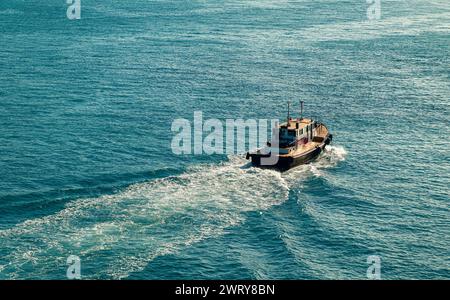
[[279, 123, 329, 158]]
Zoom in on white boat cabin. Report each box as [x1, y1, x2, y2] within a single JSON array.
[[278, 118, 319, 149]]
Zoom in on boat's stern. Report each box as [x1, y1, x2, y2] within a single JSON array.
[[246, 150, 270, 167], [246, 150, 293, 171]]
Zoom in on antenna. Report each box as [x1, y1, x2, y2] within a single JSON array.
[[300, 100, 304, 119], [287, 101, 290, 122]]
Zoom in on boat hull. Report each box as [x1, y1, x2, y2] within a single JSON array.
[[247, 134, 332, 172]]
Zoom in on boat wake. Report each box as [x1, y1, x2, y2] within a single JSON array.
[[0, 146, 346, 279], [282, 145, 347, 183]]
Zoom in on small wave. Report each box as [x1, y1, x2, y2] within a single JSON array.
[[0, 9, 23, 15]]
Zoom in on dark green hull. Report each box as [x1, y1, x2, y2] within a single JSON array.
[[247, 134, 332, 172]]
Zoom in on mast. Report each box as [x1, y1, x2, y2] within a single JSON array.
[[287, 101, 290, 123], [300, 100, 304, 119]]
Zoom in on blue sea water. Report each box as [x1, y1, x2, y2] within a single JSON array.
[[0, 0, 449, 279]]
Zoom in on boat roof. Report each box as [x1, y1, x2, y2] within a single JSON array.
[[280, 118, 313, 130]]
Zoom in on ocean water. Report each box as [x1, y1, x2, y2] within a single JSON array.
[[0, 0, 449, 279]]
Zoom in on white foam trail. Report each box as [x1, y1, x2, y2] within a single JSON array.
[[0, 157, 288, 279], [0, 147, 346, 279]]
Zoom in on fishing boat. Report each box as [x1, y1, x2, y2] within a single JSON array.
[[246, 101, 332, 171]]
